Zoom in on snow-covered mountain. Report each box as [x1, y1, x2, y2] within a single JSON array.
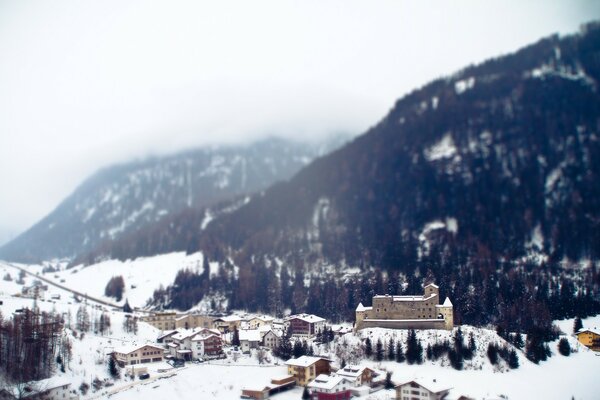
[[0, 136, 347, 263]]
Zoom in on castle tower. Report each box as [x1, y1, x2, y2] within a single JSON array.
[[423, 283, 439, 299], [437, 297, 454, 330]]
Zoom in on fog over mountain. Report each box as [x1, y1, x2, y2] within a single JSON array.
[[1, 0, 598, 239]]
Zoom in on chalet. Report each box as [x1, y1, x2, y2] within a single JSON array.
[[213, 315, 244, 333], [157, 329, 180, 344], [192, 333, 223, 358], [247, 315, 274, 330], [307, 374, 352, 400], [167, 328, 223, 360], [284, 314, 326, 338], [355, 283, 454, 331], [285, 356, 332, 386], [239, 329, 262, 353], [395, 378, 451, 400], [575, 328, 600, 351], [261, 329, 281, 350], [0, 377, 73, 399], [113, 343, 164, 367], [335, 365, 377, 387]]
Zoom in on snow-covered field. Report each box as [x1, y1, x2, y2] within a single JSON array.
[[4, 252, 205, 308]]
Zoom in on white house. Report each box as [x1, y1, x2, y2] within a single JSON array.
[[335, 365, 377, 387], [395, 378, 452, 400], [113, 343, 164, 367], [284, 314, 326, 338], [239, 329, 262, 353], [307, 374, 352, 399]]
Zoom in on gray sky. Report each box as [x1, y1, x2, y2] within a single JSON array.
[[0, 0, 598, 243]]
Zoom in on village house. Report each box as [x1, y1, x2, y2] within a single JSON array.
[[167, 328, 223, 360], [307, 374, 352, 400], [395, 379, 451, 400], [112, 343, 164, 367], [285, 356, 332, 386], [157, 329, 180, 344], [335, 365, 377, 387], [575, 328, 600, 351], [261, 328, 281, 350], [192, 333, 223, 358], [0, 377, 75, 400], [140, 312, 177, 331], [21, 282, 47, 300], [241, 376, 296, 400], [284, 314, 326, 338], [141, 312, 215, 331], [355, 283, 453, 331], [213, 315, 244, 333], [247, 315, 275, 330], [175, 314, 214, 330], [239, 329, 262, 353]]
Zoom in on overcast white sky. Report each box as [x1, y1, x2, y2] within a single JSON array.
[[0, 0, 598, 243]]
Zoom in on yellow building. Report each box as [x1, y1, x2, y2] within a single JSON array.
[[285, 356, 331, 386], [575, 328, 600, 351]]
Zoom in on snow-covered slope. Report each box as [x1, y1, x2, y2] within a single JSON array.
[[3, 252, 207, 309]]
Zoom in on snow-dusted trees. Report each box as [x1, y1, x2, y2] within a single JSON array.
[[76, 305, 90, 332], [0, 308, 68, 385], [104, 276, 125, 302], [122, 315, 138, 334]]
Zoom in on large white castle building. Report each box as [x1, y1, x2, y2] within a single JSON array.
[[355, 283, 453, 331]]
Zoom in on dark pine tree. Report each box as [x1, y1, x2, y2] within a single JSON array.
[[387, 339, 395, 361], [558, 338, 571, 356], [573, 316, 583, 334], [396, 341, 405, 363], [365, 337, 373, 359], [232, 327, 240, 347], [376, 339, 384, 362]]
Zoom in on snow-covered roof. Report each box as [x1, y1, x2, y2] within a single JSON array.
[[239, 329, 262, 342], [6, 377, 72, 398], [285, 355, 328, 367], [373, 293, 437, 302], [396, 378, 451, 394], [424, 283, 439, 289], [114, 343, 163, 354], [576, 328, 600, 336], [249, 315, 274, 322], [157, 330, 179, 340], [442, 297, 453, 307], [308, 374, 349, 391], [192, 334, 220, 342], [356, 303, 372, 312], [220, 315, 243, 322], [336, 365, 371, 379], [285, 313, 325, 324]]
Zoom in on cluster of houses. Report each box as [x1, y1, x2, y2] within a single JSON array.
[[243, 355, 456, 400]]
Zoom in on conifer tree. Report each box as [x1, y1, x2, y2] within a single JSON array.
[[573, 316, 583, 334], [232, 327, 240, 347], [387, 338, 395, 361], [395, 341, 405, 363], [108, 356, 120, 379], [365, 337, 372, 358], [375, 338, 384, 362]]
